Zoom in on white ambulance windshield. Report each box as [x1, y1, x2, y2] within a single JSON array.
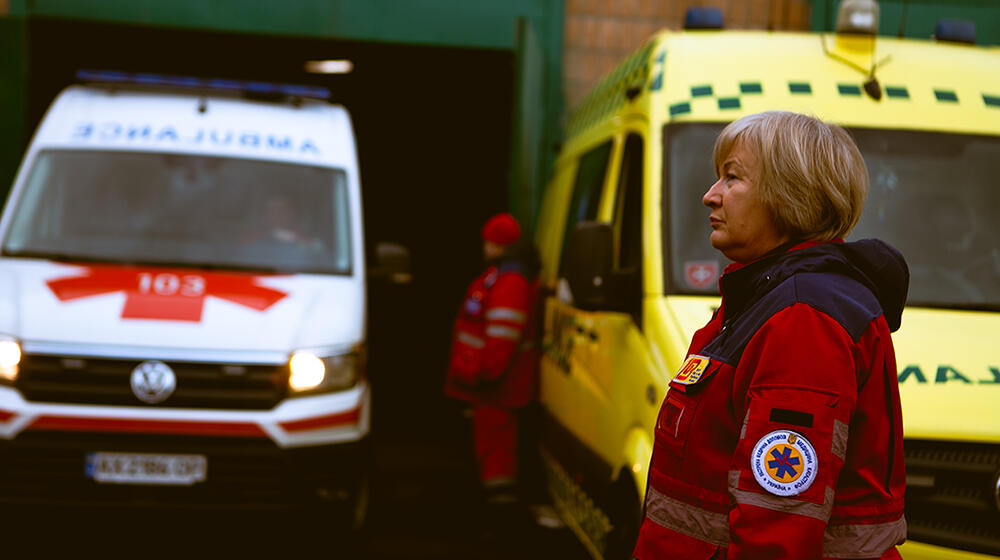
[[3, 150, 353, 275], [665, 123, 1000, 310]]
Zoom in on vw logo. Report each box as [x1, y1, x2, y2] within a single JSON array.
[[130, 360, 177, 404]]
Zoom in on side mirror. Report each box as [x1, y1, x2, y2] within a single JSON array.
[[564, 221, 613, 310], [369, 242, 412, 285]]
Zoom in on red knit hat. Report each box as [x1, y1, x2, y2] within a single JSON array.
[[481, 213, 521, 245]]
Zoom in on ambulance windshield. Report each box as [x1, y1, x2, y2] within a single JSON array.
[[2, 150, 353, 275], [664, 123, 1000, 310]]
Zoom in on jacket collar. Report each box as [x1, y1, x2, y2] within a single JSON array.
[[719, 239, 841, 319]]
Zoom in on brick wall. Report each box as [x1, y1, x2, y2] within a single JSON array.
[[563, 0, 812, 111]]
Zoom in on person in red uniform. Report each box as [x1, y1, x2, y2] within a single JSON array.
[[633, 111, 909, 559], [444, 212, 540, 508]]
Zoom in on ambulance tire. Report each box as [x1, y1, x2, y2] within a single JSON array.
[[345, 436, 374, 535], [306, 438, 372, 543], [348, 468, 371, 533], [604, 473, 642, 560]]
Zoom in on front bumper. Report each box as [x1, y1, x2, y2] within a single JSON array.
[[900, 541, 1000, 560], [0, 382, 371, 508]]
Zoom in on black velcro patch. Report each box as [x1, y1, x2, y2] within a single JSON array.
[[769, 408, 814, 428]]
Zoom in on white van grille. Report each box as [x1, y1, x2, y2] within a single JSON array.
[[904, 439, 1000, 556], [15, 353, 288, 410]]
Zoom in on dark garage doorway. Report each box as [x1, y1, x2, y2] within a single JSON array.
[[14, 19, 586, 558], [24, 19, 514, 438]]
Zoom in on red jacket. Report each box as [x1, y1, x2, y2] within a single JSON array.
[[634, 240, 909, 560], [444, 261, 538, 408]]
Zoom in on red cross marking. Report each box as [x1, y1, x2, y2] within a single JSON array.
[[46, 264, 288, 322]]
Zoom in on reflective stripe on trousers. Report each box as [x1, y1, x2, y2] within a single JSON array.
[[644, 484, 906, 558], [486, 324, 522, 340], [457, 331, 485, 348]]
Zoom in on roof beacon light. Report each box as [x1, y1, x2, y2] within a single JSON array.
[[934, 19, 976, 44], [75, 70, 331, 101], [684, 7, 724, 30], [836, 0, 879, 35], [304, 59, 354, 74]]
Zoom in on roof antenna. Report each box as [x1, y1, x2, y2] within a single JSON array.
[[823, 0, 888, 101], [822, 37, 891, 101], [896, 0, 909, 38]]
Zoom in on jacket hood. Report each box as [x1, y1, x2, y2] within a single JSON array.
[[721, 239, 910, 332]]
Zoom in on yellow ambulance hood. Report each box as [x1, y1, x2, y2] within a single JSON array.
[[661, 300, 1000, 443], [893, 307, 1000, 442]]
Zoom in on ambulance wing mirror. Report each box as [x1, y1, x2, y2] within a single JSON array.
[[370, 242, 412, 285], [564, 221, 613, 311]]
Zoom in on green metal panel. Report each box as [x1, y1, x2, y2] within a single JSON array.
[[0, 15, 27, 197], [12, 0, 545, 50], [810, 0, 1000, 45], [511, 17, 546, 232]]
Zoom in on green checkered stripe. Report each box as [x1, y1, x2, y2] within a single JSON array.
[[667, 81, 1000, 118], [565, 42, 655, 138]]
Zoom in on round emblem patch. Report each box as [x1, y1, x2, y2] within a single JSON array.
[[751, 430, 818, 496]]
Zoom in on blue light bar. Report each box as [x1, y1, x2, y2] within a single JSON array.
[[75, 70, 331, 100], [684, 7, 724, 30], [934, 19, 976, 44]]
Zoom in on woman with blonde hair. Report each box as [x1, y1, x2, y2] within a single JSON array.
[[633, 111, 909, 559]]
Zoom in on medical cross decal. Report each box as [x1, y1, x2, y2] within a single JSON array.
[[46, 264, 287, 322], [767, 446, 801, 480]]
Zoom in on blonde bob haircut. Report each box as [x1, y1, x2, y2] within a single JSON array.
[[712, 110, 869, 242]]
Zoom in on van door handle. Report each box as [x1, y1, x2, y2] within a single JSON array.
[[575, 324, 598, 342]]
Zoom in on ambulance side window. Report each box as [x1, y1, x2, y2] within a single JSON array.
[[614, 134, 644, 326], [559, 140, 613, 275]]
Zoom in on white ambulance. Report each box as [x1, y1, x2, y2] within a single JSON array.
[[0, 71, 388, 526]]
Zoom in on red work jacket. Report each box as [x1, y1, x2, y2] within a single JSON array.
[[634, 240, 909, 560], [444, 262, 538, 408]]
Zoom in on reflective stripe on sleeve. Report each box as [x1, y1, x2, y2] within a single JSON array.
[[486, 324, 522, 340], [831, 419, 848, 461], [457, 331, 485, 348], [644, 485, 730, 547], [485, 307, 527, 323], [822, 517, 907, 559], [650, 473, 903, 554], [728, 470, 834, 522]]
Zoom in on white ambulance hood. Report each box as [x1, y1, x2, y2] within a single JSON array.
[[0, 260, 364, 357]]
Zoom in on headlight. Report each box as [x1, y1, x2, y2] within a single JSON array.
[[0, 337, 21, 383], [288, 346, 364, 393]]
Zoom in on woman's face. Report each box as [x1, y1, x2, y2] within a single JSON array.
[[702, 142, 789, 263]]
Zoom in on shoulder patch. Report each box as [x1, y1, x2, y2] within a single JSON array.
[[751, 430, 818, 496], [672, 354, 711, 385]]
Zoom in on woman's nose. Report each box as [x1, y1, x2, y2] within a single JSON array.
[[703, 179, 723, 208]]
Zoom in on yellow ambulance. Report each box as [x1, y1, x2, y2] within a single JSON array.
[[533, 4, 1000, 559]]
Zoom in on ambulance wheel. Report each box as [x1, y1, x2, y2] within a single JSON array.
[[307, 440, 373, 538], [348, 469, 371, 533], [304, 469, 371, 556], [604, 473, 642, 560]]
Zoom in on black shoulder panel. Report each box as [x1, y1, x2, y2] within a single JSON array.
[[793, 272, 882, 343], [702, 272, 882, 366]]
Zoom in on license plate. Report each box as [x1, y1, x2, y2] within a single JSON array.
[[85, 452, 207, 486]]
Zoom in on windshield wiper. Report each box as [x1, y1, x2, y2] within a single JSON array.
[[908, 301, 1000, 313], [1, 250, 287, 274]]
